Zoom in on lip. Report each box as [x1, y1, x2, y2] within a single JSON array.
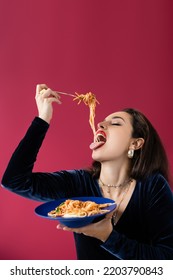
[[95, 130, 107, 141], [89, 129, 107, 150]]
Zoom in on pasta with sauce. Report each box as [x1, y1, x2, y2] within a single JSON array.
[[48, 199, 113, 218], [73, 92, 99, 135], [40, 88, 99, 135]]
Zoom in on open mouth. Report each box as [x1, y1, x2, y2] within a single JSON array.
[[95, 131, 107, 143], [89, 130, 107, 150]]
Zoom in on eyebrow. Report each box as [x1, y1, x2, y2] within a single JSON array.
[[111, 116, 126, 122], [104, 116, 126, 123]]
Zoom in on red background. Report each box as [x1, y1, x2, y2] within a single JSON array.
[[0, 0, 172, 260]]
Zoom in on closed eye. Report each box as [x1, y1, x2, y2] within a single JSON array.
[[111, 123, 122, 126]]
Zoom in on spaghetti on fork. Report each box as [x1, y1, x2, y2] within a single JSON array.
[[40, 88, 99, 135], [73, 92, 99, 135]]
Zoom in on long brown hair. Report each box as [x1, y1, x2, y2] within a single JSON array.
[[90, 108, 170, 182]]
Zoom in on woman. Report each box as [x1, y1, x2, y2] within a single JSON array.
[[1, 84, 173, 259]]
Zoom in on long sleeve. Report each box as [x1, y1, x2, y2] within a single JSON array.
[[2, 117, 49, 182], [1, 117, 100, 201], [1, 117, 53, 200], [1, 118, 76, 201]]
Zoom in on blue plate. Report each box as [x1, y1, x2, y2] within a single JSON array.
[[35, 197, 116, 228]]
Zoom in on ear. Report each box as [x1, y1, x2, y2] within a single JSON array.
[[129, 138, 145, 151]]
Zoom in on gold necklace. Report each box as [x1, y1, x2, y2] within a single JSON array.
[[112, 180, 132, 226], [99, 177, 132, 194]]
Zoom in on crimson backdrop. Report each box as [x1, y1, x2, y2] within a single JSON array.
[[0, 0, 173, 259]]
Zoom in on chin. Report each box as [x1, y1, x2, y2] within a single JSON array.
[[91, 151, 104, 162]]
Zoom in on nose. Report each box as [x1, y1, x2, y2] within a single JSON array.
[[97, 121, 107, 130]]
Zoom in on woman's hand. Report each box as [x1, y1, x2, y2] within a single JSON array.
[[35, 84, 61, 123], [57, 212, 113, 242]]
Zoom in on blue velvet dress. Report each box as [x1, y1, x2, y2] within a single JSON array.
[[1, 117, 173, 259]]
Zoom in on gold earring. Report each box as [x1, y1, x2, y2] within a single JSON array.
[[128, 149, 134, 158]]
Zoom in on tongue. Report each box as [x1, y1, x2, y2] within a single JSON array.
[[89, 141, 105, 150]]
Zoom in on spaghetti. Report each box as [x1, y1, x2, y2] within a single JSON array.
[[48, 199, 112, 218], [73, 92, 99, 135], [39, 88, 99, 135]]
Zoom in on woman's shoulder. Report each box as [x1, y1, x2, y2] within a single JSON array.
[[138, 172, 173, 201], [140, 172, 170, 187]]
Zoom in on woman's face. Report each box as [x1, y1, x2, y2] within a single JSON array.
[[91, 111, 134, 162]]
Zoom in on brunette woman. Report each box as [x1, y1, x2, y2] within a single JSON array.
[[2, 84, 173, 259]]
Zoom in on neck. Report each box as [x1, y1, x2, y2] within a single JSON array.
[[99, 160, 130, 186]]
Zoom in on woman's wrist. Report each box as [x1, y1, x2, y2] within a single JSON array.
[[38, 114, 51, 124]]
